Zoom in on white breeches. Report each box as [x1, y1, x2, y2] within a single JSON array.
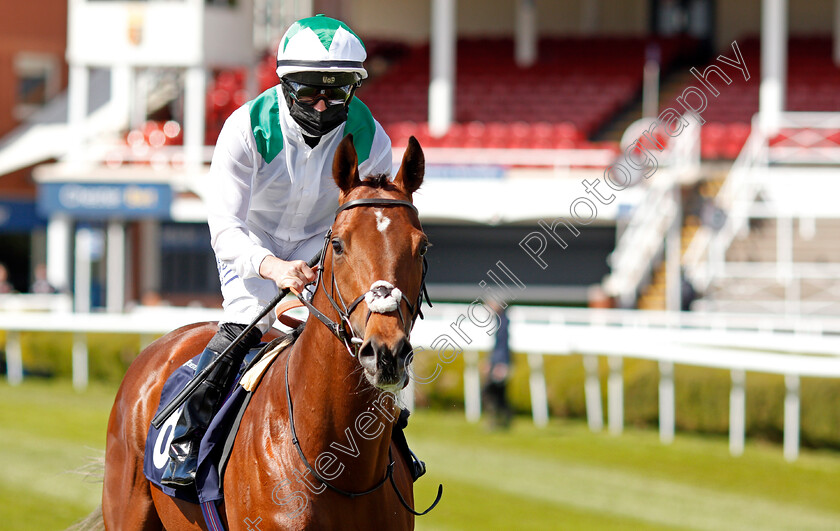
[[216, 231, 326, 333]]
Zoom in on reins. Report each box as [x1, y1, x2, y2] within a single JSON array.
[[284, 197, 441, 516]]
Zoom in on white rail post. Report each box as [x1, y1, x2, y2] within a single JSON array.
[[72, 332, 89, 391], [783, 374, 800, 462], [464, 350, 481, 422], [583, 355, 603, 432], [5, 330, 23, 385], [729, 369, 746, 456], [659, 361, 675, 444], [528, 353, 548, 427], [608, 356, 624, 435]]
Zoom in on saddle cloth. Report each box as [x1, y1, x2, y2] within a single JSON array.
[[143, 346, 265, 504]]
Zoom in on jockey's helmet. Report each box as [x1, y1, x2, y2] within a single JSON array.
[[276, 15, 367, 137], [276, 14, 367, 80]]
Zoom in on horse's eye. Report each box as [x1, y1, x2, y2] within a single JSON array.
[[419, 242, 428, 256], [331, 238, 344, 255]]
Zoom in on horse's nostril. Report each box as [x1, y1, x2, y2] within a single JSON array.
[[358, 339, 378, 373], [394, 337, 412, 363], [359, 341, 374, 359]]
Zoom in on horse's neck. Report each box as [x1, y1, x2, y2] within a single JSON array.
[[280, 302, 397, 486]]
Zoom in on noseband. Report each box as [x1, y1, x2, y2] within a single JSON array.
[[295, 198, 432, 356]]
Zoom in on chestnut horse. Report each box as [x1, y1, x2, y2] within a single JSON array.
[[102, 136, 432, 530]]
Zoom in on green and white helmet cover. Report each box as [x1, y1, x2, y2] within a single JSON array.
[[276, 15, 368, 80]]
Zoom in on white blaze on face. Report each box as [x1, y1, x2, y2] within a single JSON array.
[[374, 210, 391, 233]]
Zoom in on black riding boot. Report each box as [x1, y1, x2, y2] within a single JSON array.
[[160, 323, 261, 488]]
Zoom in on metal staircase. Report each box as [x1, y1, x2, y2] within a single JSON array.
[[603, 115, 700, 308]]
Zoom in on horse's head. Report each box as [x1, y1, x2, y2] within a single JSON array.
[[323, 134, 427, 392]]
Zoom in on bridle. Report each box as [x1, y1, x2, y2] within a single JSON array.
[[285, 196, 441, 516], [294, 198, 432, 357]]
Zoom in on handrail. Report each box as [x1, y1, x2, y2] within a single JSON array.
[[683, 114, 767, 290], [602, 177, 677, 305], [684, 112, 840, 291]]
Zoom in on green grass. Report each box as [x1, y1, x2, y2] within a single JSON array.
[[0, 380, 113, 531], [2, 381, 840, 530], [410, 411, 840, 530]]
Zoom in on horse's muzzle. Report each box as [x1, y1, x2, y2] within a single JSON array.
[[358, 335, 412, 390]]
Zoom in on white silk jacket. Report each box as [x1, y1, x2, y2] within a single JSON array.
[[205, 85, 393, 280]]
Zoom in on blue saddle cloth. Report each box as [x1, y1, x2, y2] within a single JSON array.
[[143, 347, 263, 504]]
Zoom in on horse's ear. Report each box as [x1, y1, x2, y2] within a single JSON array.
[[333, 134, 360, 193], [393, 136, 424, 197]]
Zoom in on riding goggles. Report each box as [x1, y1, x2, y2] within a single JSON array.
[[282, 79, 356, 106]]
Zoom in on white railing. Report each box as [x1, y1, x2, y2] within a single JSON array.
[[696, 262, 840, 316], [768, 112, 840, 165], [685, 112, 840, 293], [684, 115, 768, 290], [0, 293, 72, 312], [412, 304, 840, 462], [1, 306, 225, 390], [3, 304, 840, 461]]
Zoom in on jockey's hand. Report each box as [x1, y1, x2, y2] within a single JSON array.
[[259, 256, 317, 294]]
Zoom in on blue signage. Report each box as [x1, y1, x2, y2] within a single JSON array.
[[0, 200, 47, 232], [38, 182, 172, 219]]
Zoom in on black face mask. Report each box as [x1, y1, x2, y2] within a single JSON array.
[[288, 99, 349, 137], [283, 83, 355, 138]]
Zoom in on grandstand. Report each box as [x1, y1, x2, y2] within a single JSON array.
[[0, 0, 837, 319]]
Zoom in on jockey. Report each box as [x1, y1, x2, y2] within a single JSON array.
[[161, 14, 393, 487]]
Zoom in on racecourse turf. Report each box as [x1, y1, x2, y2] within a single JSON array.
[[2, 380, 840, 530]]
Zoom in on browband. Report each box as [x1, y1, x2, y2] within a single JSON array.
[[336, 198, 418, 216]]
